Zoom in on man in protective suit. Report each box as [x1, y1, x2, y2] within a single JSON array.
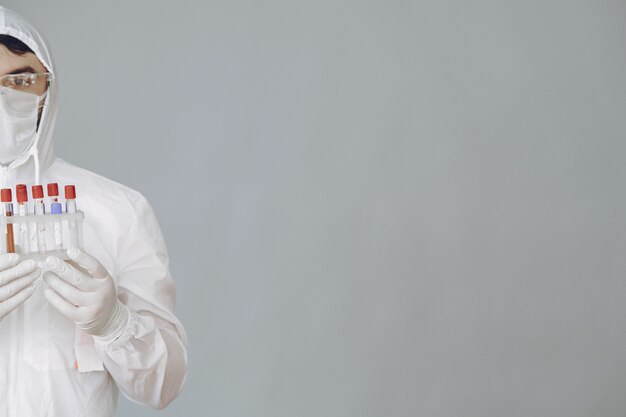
[[0, 6, 188, 416]]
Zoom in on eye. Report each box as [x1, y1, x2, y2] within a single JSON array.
[[10, 74, 35, 88]]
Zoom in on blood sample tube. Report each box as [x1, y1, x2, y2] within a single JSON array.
[[32, 185, 47, 253], [51, 202, 63, 251], [47, 183, 59, 209], [16, 185, 30, 254], [65, 185, 78, 248], [1, 189, 14, 253]]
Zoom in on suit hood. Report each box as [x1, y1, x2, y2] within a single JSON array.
[[0, 6, 58, 186]]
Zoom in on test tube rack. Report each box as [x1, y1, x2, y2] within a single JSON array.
[[0, 211, 85, 261]]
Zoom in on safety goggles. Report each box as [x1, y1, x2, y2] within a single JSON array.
[[0, 72, 53, 113]]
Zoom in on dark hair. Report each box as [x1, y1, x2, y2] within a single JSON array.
[[0, 35, 34, 56]]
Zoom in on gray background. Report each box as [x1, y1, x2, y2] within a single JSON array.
[[4, 0, 626, 416]]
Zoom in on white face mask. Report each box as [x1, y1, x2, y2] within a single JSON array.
[[0, 87, 46, 165]]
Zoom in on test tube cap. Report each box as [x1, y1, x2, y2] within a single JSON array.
[[16, 184, 28, 203], [65, 185, 76, 199], [32, 185, 44, 199], [0, 188, 11, 202], [51, 202, 62, 214], [47, 183, 59, 197]]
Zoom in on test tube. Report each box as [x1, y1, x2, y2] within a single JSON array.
[[1, 189, 14, 253], [65, 185, 78, 248], [51, 202, 63, 251], [16, 185, 30, 254], [47, 183, 59, 209], [32, 185, 47, 254]]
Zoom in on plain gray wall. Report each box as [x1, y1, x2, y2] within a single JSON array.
[[4, 0, 626, 416]]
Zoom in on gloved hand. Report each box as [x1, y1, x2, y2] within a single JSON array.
[[43, 247, 129, 341], [0, 253, 40, 320]]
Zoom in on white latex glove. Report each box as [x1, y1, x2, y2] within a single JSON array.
[[0, 253, 40, 320], [43, 247, 129, 341]]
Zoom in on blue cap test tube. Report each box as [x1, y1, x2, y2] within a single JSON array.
[[51, 202, 63, 251]]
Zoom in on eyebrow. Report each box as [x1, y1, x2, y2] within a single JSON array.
[[5, 66, 37, 75]]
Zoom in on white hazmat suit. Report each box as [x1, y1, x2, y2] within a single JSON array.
[[0, 6, 188, 416]]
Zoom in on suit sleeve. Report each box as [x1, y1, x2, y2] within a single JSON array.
[[92, 195, 188, 410]]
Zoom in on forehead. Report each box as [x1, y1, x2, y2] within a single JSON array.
[[0, 44, 47, 76]]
